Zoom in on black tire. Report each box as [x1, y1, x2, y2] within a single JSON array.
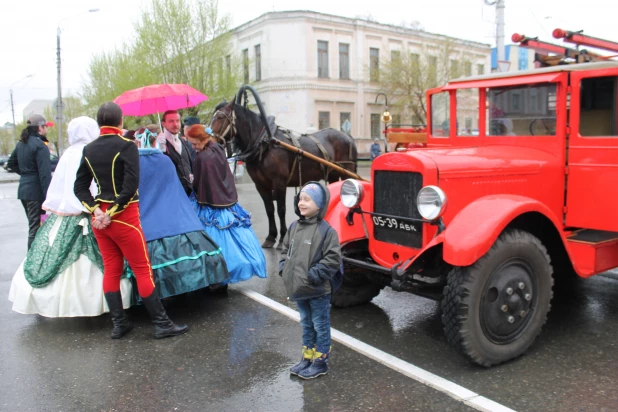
[[441, 229, 553, 367], [332, 267, 383, 308]]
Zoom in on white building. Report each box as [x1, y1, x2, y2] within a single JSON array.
[[23, 100, 54, 122], [229, 11, 491, 140]]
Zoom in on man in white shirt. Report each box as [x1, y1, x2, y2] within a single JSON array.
[[159, 110, 194, 196]]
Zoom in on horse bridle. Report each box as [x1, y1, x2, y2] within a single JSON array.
[[209, 108, 236, 146]]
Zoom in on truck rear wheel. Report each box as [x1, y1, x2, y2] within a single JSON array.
[[332, 267, 383, 308], [441, 229, 553, 367]]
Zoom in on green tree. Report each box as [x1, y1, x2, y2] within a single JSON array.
[[44, 96, 89, 154], [0, 127, 17, 155], [82, 0, 241, 127]]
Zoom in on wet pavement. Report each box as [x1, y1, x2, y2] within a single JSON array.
[[2, 175, 618, 411]]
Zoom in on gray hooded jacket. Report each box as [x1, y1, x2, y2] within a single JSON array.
[[279, 181, 341, 301]]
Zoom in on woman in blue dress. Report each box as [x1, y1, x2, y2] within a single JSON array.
[[132, 126, 230, 298], [185, 124, 266, 283]]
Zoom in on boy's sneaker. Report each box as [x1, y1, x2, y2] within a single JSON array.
[[290, 346, 314, 376], [298, 351, 329, 380]]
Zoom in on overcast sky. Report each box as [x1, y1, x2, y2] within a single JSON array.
[[1, 0, 616, 124]]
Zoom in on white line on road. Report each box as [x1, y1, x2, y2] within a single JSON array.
[[236, 286, 516, 412]]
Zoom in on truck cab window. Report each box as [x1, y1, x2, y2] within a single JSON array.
[[456, 89, 479, 136], [487, 83, 557, 136], [431, 92, 450, 137], [579, 76, 617, 137]]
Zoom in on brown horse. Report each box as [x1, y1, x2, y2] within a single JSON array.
[[209, 99, 358, 249]]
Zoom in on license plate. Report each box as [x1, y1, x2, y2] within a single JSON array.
[[372, 216, 418, 233]]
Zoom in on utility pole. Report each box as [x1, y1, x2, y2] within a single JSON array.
[[56, 26, 64, 156], [485, 0, 506, 71], [10, 89, 17, 142], [496, 0, 506, 64], [9, 74, 33, 143], [55, 9, 99, 157]]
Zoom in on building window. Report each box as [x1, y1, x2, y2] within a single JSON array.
[[450, 59, 459, 78], [370, 113, 381, 138], [370, 48, 380, 82], [242, 49, 249, 84], [225, 55, 231, 72], [477, 64, 484, 75], [428, 56, 437, 86], [340, 112, 351, 134], [391, 50, 400, 61], [318, 111, 330, 129], [339, 43, 350, 80], [410, 53, 420, 67], [254, 45, 261, 81], [392, 114, 401, 126], [464, 62, 472, 77], [318, 41, 329, 78]]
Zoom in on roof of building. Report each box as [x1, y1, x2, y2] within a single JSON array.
[[231, 10, 490, 50]]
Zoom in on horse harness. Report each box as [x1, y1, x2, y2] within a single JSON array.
[[279, 128, 354, 188], [210, 109, 236, 147]]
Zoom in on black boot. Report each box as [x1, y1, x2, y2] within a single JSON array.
[[141, 290, 189, 339], [104, 292, 133, 339]]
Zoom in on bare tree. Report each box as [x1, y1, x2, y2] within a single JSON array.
[[378, 39, 473, 124]]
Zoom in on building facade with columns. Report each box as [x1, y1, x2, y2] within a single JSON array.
[[228, 11, 491, 139]]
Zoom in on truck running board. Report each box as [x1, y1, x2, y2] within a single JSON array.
[[566, 230, 618, 277]]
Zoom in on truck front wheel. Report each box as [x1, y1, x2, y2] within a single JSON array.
[[441, 229, 553, 367], [332, 267, 383, 308]]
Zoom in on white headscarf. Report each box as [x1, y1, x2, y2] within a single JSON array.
[[43, 116, 100, 215]]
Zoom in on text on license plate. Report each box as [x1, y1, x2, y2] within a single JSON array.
[[372, 216, 417, 232]]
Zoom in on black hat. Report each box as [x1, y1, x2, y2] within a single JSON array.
[[183, 116, 200, 126]]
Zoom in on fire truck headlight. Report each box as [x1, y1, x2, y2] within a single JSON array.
[[417, 186, 447, 220], [340, 179, 364, 208]]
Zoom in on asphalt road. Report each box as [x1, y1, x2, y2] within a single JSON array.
[[2, 176, 618, 412]]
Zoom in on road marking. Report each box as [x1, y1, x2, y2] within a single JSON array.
[[236, 286, 516, 412]]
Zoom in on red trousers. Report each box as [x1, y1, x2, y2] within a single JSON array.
[[93, 203, 155, 297]]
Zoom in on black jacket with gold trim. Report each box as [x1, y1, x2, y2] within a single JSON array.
[[74, 127, 139, 217]]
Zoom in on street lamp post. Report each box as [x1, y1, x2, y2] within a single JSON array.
[[9, 74, 33, 142], [56, 8, 99, 156], [375, 92, 390, 153]]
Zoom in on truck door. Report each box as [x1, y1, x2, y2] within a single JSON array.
[[566, 67, 618, 231]]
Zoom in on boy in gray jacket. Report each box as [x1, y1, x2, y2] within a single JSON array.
[[279, 181, 342, 379]]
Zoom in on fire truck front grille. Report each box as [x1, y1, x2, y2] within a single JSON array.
[[373, 171, 424, 249]]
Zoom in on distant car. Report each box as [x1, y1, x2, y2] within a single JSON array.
[[3, 154, 59, 173], [0, 156, 8, 166], [50, 154, 59, 172]]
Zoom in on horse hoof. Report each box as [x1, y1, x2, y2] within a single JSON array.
[[276, 241, 284, 250], [262, 239, 276, 248]]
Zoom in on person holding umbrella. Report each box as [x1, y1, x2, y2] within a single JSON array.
[[158, 110, 194, 196], [74, 102, 188, 340]]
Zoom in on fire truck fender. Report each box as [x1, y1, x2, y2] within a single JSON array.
[[442, 195, 564, 267], [324, 180, 374, 246]]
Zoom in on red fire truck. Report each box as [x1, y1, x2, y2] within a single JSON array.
[[325, 31, 618, 367]]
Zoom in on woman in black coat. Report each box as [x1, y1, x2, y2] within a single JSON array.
[[7, 114, 52, 250]]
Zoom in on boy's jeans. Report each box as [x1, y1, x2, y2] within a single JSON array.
[[296, 294, 331, 354]]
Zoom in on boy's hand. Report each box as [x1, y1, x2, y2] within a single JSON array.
[[307, 272, 321, 285]]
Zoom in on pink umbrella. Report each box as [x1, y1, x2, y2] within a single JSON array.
[[113, 84, 208, 118]]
